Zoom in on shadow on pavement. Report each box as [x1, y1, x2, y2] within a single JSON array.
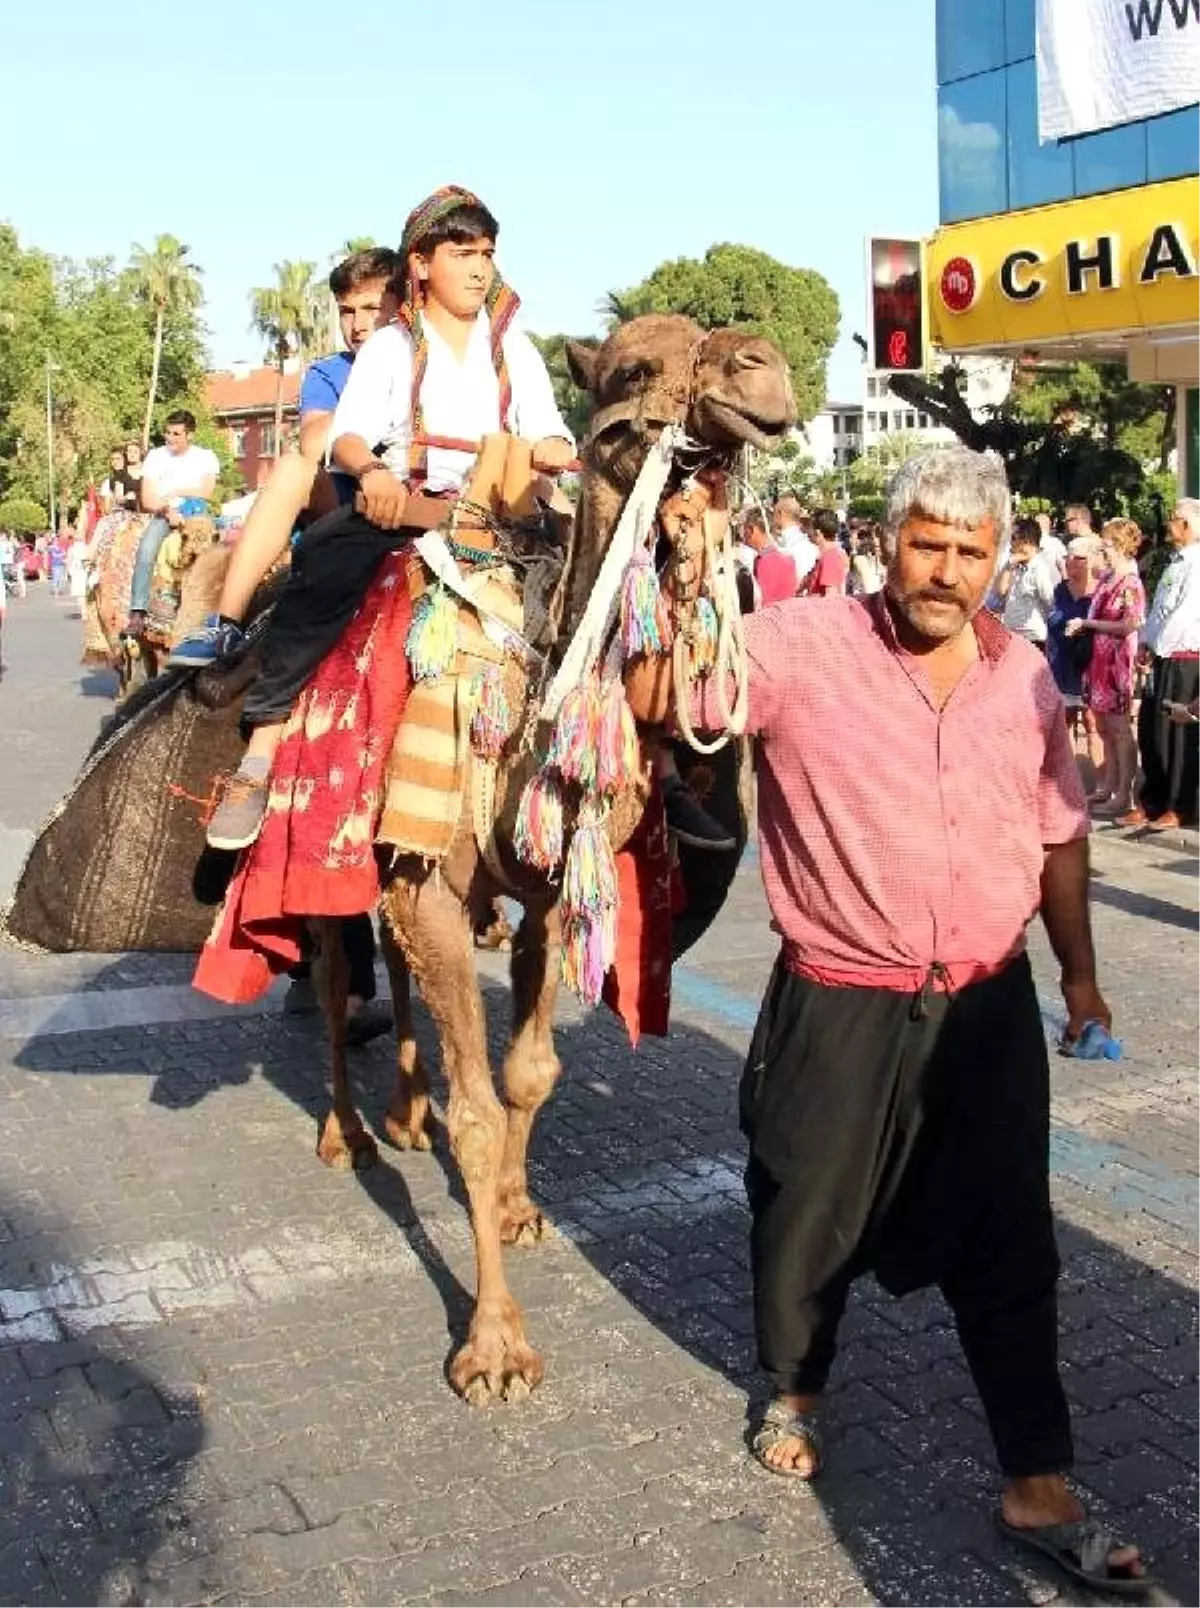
[[1088, 878, 1199, 931], [0, 1194, 207, 1605]]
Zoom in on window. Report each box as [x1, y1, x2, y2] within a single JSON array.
[[229, 426, 247, 458], [832, 414, 841, 434], [905, 411, 916, 430], [937, 0, 1005, 84], [919, 412, 931, 428], [867, 411, 877, 430], [1072, 121, 1148, 198], [866, 376, 877, 398], [938, 71, 1007, 222], [1004, 0, 1035, 62], [1147, 105, 1200, 183], [894, 410, 906, 432], [1006, 60, 1073, 210], [260, 422, 277, 459]]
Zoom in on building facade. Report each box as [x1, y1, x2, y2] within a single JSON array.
[[927, 0, 1199, 491], [204, 365, 301, 491]]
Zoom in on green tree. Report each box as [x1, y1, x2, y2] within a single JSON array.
[[128, 235, 204, 451], [608, 243, 840, 422], [888, 359, 1174, 529], [0, 495, 48, 534], [0, 227, 210, 510], [249, 260, 322, 462]]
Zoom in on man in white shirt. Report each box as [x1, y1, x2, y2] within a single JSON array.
[[769, 495, 818, 585], [126, 410, 218, 635], [206, 186, 574, 851], [1036, 511, 1067, 575], [1128, 497, 1200, 829], [1001, 519, 1058, 646]]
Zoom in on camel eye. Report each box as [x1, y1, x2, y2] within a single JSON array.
[[617, 360, 655, 386]]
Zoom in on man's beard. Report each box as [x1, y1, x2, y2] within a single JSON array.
[[887, 583, 976, 644]]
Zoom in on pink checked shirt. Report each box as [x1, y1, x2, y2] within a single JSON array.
[[694, 593, 1089, 993]]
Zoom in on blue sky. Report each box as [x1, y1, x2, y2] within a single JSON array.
[[4, 0, 937, 403]]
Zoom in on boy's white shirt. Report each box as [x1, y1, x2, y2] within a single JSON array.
[[328, 312, 574, 493]]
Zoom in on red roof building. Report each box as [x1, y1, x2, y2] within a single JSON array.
[[205, 365, 301, 489]]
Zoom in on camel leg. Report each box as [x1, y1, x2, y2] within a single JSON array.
[[382, 875, 543, 1406], [378, 919, 435, 1152], [498, 903, 562, 1247], [312, 918, 379, 1172]]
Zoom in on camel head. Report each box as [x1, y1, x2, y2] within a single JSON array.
[[566, 314, 796, 490], [559, 315, 796, 629]]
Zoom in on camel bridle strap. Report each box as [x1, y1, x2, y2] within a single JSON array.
[[580, 338, 708, 459]]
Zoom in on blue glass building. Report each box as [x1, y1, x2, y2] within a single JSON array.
[[928, 0, 1199, 491]]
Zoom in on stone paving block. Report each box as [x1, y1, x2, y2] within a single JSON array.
[[1077, 1442, 1196, 1506], [423, 1563, 591, 1606], [0, 1537, 56, 1606]]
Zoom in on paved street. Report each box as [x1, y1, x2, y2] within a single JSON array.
[[0, 584, 1196, 1608]]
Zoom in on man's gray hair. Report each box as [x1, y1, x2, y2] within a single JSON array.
[[883, 446, 1013, 559]]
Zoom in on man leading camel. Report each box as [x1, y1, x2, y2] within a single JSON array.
[[625, 445, 1148, 1595]]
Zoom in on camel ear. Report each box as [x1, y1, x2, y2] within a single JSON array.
[[565, 340, 599, 394]]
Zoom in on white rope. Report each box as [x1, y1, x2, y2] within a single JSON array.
[[540, 423, 685, 723]]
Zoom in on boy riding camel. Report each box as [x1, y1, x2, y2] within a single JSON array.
[[203, 186, 574, 850], [170, 246, 401, 672], [203, 185, 731, 854]]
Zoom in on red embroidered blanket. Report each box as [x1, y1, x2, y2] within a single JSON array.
[[193, 548, 674, 1042]]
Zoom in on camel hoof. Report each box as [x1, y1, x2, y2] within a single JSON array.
[[383, 1112, 435, 1152], [316, 1120, 379, 1172], [449, 1329, 544, 1407], [499, 1198, 548, 1247]]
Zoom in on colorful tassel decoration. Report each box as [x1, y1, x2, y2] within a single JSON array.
[[514, 770, 565, 870], [560, 818, 619, 1006], [469, 664, 512, 758], [690, 595, 719, 677], [548, 680, 600, 791], [405, 585, 458, 681], [620, 545, 673, 659], [595, 679, 641, 796]]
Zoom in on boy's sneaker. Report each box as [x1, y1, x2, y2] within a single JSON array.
[[206, 771, 269, 851], [661, 774, 737, 851], [169, 614, 245, 669]]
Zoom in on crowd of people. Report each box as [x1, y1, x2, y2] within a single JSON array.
[[732, 490, 1200, 832]]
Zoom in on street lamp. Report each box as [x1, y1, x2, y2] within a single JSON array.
[[44, 355, 62, 535]]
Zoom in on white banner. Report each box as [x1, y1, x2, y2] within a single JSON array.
[[1037, 0, 1200, 141]]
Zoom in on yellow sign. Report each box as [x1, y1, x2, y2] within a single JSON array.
[[927, 176, 1199, 350]]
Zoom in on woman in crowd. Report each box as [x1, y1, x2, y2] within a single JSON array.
[[1068, 517, 1146, 816], [849, 526, 885, 596], [1045, 534, 1104, 788]]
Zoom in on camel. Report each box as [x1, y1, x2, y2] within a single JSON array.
[[88, 510, 220, 695], [310, 314, 797, 1405]]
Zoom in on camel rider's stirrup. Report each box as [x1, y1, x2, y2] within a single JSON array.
[[169, 613, 245, 669]]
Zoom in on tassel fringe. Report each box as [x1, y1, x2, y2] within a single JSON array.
[[406, 585, 458, 681], [620, 546, 673, 659], [514, 770, 565, 870], [560, 817, 618, 1006], [469, 664, 512, 758]]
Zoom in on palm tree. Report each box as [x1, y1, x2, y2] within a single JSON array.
[[129, 235, 203, 450], [249, 261, 322, 459]]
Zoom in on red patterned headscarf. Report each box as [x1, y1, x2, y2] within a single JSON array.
[[396, 185, 520, 482]]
